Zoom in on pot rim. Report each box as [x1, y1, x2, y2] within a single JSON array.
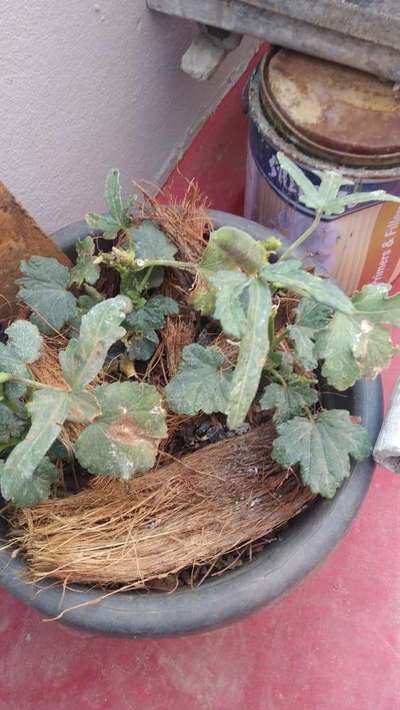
[[0, 210, 383, 637]]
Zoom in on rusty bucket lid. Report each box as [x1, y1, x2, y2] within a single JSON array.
[[261, 49, 400, 166]]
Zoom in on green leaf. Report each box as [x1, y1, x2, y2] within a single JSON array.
[[288, 324, 317, 370], [272, 409, 372, 498], [295, 298, 332, 330], [85, 212, 121, 239], [165, 344, 232, 416], [17, 256, 77, 333], [261, 260, 353, 314], [127, 330, 159, 361], [75, 382, 166, 479], [67, 391, 101, 423], [226, 280, 272, 429], [351, 283, 400, 326], [277, 152, 400, 216], [105, 169, 126, 224], [0, 403, 27, 443], [208, 271, 250, 338], [0, 389, 69, 503], [70, 236, 100, 287], [60, 295, 132, 389], [0, 456, 59, 507], [315, 312, 360, 390], [260, 381, 318, 424], [126, 296, 179, 333], [201, 227, 265, 277], [129, 221, 177, 261], [0, 320, 43, 399], [120, 266, 164, 298]]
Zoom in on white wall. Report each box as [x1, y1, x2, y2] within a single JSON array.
[[0, 0, 257, 233]]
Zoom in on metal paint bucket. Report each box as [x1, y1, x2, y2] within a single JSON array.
[[244, 49, 400, 293]]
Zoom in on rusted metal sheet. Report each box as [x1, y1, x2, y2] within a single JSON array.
[[0, 183, 71, 322], [147, 0, 400, 82]]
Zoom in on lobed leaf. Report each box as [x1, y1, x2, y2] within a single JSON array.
[[208, 271, 250, 339], [126, 295, 179, 333], [75, 382, 166, 479], [60, 296, 132, 389], [260, 381, 318, 424], [295, 298, 332, 330], [17, 256, 77, 333], [127, 329, 159, 361], [0, 389, 69, 504], [272, 409, 372, 498], [70, 236, 100, 287], [165, 344, 232, 416], [0, 320, 43, 399], [85, 212, 121, 239], [226, 280, 272, 430], [287, 324, 317, 371], [129, 221, 177, 261], [351, 283, 400, 327], [261, 259, 353, 314], [0, 403, 27, 443], [277, 152, 400, 216], [0, 456, 59, 508]]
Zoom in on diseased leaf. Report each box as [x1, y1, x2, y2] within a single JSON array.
[[0, 456, 59, 507], [352, 322, 393, 379], [126, 296, 179, 333], [75, 382, 166, 479], [226, 280, 272, 430], [315, 282, 399, 390], [127, 329, 159, 361], [129, 221, 177, 261], [0, 389, 69, 503], [201, 227, 265, 277], [60, 296, 132, 389], [261, 259, 353, 314], [260, 381, 318, 424], [272, 409, 372, 498], [315, 312, 360, 390], [0, 320, 43, 399], [288, 324, 317, 370], [85, 212, 121, 239], [0, 403, 27, 443], [208, 271, 250, 339], [67, 391, 101, 423], [105, 169, 126, 225], [17, 256, 77, 333], [165, 344, 232, 416], [5, 321, 43, 363], [352, 283, 400, 326], [70, 236, 100, 287]]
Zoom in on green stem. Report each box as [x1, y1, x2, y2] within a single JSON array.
[[138, 266, 154, 291], [135, 258, 198, 273], [279, 209, 323, 261], [84, 284, 104, 302], [5, 374, 65, 392], [269, 367, 288, 388]]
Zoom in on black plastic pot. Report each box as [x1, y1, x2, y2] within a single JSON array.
[[0, 211, 383, 638]]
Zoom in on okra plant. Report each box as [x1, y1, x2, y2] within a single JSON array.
[[1, 154, 400, 507]]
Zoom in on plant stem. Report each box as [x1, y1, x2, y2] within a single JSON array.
[[135, 258, 198, 273], [138, 266, 154, 291], [8, 375, 66, 392], [269, 367, 288, 388], [84, 284, 104, 302], [279, 209, 323, 261]]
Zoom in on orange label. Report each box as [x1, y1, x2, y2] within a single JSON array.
[[358, 202, 400, 288]]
